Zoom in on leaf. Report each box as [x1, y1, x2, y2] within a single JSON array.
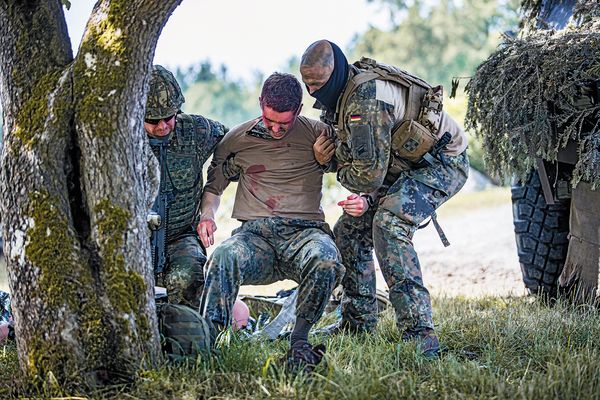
[[61, 0, 71, 10], [450, 78, 460, 99]]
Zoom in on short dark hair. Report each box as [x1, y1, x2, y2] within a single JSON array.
[[260, 72, 302, 113]]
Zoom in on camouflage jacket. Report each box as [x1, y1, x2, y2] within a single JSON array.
[[150, 113, 227, 242], [320, 77, 394, 194], [319, 69, 466, 194]]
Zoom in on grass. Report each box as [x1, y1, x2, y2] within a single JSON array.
[[1, 296, 598, 399]]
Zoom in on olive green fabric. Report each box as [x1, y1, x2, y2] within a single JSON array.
[[157, 303, 215, 362], [559, 182, 600, 304], [149, 112, 227, 307]]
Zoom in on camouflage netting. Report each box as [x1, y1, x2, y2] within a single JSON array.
[[465, 1, 600, 188]]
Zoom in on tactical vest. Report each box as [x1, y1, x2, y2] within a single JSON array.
[[335, 57, 444, 165], [150, 114, 207, 243]]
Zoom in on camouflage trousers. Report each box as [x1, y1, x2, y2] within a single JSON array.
[[201, 217, 344, 329], [335, 151, 469, 333], [0, 291, 11, 323], [156, 233, 207, 308]]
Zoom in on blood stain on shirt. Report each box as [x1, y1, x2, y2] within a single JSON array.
[[265, 195, 284, 210], [246, 165, 266, 174]]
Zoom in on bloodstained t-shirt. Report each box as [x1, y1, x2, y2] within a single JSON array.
[[204, 116, 333, 221]]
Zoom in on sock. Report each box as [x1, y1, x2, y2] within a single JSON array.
[[290, 317, 313, 348]]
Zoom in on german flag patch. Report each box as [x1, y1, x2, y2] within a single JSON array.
[[349, 114, 362, 123]]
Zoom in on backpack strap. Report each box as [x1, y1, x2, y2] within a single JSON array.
[[336, 57, 430, 131]]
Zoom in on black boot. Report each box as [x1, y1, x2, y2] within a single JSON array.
[[285, 342, 326, 374], [402, 328, 440, 359]]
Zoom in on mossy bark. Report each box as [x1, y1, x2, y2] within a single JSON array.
[[0, 0, 182, 390]]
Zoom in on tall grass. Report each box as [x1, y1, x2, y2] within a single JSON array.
[[1, 296, 598, 399]]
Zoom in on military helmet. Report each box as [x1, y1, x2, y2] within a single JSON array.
[[145, 65, 185, 120], [157, 303, 215, 362]]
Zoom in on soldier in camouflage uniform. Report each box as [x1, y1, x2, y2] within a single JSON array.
[[300, 40, 469, 357], [199, 72, 344, 373], [145, 65, 228, 308], [0, 290, 13, 342]]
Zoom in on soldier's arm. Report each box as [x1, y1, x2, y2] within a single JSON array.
[[337, 97, 393, 193], [192, 115, 229, 162], [198, 191, 221, 248], [199, 128, 237, 247], [207, 119, 229, 150]]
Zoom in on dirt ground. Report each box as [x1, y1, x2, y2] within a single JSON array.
[[0, 174, 527, 299], [411, 199, 526, 298]]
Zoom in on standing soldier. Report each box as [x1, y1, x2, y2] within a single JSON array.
[[145, 65, 227, 308], [300, 40, 469, 357]]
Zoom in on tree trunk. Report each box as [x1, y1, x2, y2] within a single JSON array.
[[0, 0, 182, 388]]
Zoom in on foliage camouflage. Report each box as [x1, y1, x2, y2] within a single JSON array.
[[465, 0, 600, 188], [150, 113, 225, 243]]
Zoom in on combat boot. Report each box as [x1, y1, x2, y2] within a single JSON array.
[[402, 328, 440, 359], [285, 342, 326, 375]]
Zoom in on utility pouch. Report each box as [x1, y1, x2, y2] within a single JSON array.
[[418, 85, 444, 133], [390, 119, 437, 163]]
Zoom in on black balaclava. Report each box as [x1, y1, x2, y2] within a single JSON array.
[[310, 41, 349, 112]]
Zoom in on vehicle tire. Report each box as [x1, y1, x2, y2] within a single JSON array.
[[511, 170, 570, 298]]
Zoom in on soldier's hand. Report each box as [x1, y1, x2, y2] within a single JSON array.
[[313, 130, 335, 165], [198, 218, 217, 248], [337, 193, 368, 217], [222, 153, 241, 181]]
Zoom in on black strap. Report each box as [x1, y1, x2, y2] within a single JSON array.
[[418, 211, 450, 247]]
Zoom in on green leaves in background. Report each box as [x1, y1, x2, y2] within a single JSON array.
[[174, 0, 522, 181]]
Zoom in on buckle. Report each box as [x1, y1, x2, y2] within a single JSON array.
[[424, 100, 442, 112]]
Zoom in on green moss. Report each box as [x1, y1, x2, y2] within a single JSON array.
[[24, 192, 84, 381], [72, 0, 130, 139], [24, 192, 111, 383], [101, 2, 128, 55], [14, 70, 62, 147], [8, 1, 72, 148], [25, 191, 79, 308], [23, 195, 152, 383], [94, 199, 147, 315]]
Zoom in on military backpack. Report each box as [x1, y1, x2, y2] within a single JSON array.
[[337, 57, 445, 164], [157, 302, 215, 362]]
